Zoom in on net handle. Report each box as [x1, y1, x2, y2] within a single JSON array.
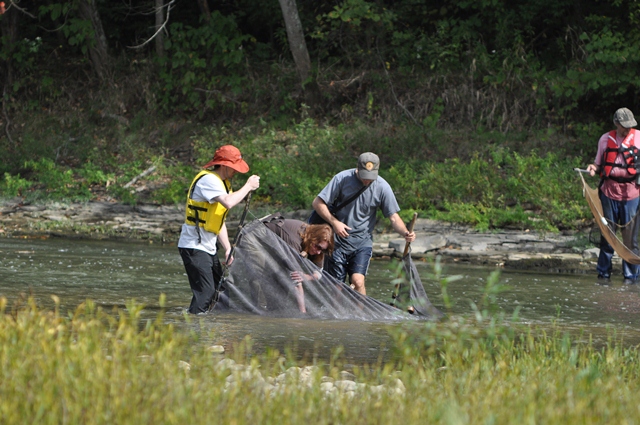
[[391, 212, 418, 309], [209, 191, 253, 313], [227, 191, 252, 261], [402, 212, 418, 257]]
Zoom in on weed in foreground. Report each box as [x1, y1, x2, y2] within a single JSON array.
[[2, 268, 640, 425]]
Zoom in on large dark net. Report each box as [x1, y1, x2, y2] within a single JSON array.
[[213, 220, 441, 321]]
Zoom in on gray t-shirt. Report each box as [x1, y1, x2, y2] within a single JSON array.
[[317, 169, 400, 251]]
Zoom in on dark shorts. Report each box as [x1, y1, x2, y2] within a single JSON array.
[[326, 245, 373, 283]]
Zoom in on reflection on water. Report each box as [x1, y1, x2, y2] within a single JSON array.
[[1, 237, 640, 363]]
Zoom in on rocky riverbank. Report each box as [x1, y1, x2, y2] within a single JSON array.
[[0, 198, 602, 274]]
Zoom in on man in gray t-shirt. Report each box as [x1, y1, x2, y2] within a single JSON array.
[[311, 152, 415, 295]]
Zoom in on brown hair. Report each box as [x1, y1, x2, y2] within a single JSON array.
[[300, 224, 334, 266]]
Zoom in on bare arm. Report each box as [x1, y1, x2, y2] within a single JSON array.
[[389, 213, 416, 243], [289, 272, 307, 313], [215, 175, 260, 209], [312, 196, 351, 238], [218, 223, 233, 265], [294, 284, 306, 313]]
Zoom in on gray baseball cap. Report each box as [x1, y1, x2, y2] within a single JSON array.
[[357, 152, 380, 180], [613, 107, 637, 128]]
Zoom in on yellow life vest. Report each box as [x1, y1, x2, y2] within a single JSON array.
[[184, 170, 231, 235]]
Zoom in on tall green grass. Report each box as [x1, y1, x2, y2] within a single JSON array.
[[2, 287, 640, 424]]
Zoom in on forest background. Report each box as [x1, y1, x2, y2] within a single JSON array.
[[1, 0, 639, 233]]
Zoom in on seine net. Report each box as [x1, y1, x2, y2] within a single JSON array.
[[392, 253, 444, 318], [213, 219, 442, 321], [578, 171, 640, 265]]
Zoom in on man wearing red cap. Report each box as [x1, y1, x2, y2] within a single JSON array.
[[178, 145, 260, 313]]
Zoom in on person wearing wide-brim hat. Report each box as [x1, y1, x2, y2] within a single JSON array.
[[178, 145, 260, 314], [586, 108, 640, 284], [311, 152, 415, 295]]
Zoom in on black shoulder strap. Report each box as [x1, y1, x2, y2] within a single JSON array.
[[261, 212, 286, 227], [331, 183, 370, 213]]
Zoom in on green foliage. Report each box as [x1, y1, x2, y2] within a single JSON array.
[[77, 162, 113, 186], [245, 120, 351, 208], [38, 2, 70, 21], [188, 121, 592, 232], [324, 0, 395, 27], [23, 158, 92, 201], [0, 36, 44, 97], [0, 116, 595, 232], [2, 159, 113, 202], [107, 186, 137, 205], [39, 1, 96, 55], [3, 0, 640, 138], [387, 149, 587, 231], [158, 12, 250, 115], [0, 173, 33, 198], [312, 0, 395, 63], [150, 164, 193, 205], [191, 118, 353, 209]]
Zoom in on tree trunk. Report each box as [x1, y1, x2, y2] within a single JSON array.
[[155, 0, 165, 57], [0, 5, 18, 89], [76, 0, 111, 81], [195, 0, 211, 23], [0, 6, 19, 146], [277, 0, 319, 105]]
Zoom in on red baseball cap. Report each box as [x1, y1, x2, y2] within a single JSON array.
[[202, 145, 249, 173]]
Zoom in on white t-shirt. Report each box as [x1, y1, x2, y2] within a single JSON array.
[[177, 173, 229, 255]]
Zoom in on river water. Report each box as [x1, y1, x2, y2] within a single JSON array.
[[2, 237, 640, 363]]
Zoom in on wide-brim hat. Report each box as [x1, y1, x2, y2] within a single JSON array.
[[202, 145, 249, 173]]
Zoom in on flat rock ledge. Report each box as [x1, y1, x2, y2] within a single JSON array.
[[0, 200, 604, 274]]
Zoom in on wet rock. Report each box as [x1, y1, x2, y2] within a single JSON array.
[[390, 378, 406, 394], [207, 345, 225, 353], [320, 382, 334, 392], [471, 242, 488, 251], [339, 370, 356, 380], [389, 234, 447, 253], [583, 247, 599, 260], [334, 380, 357, 392], [216, 358, 236, 370], [368, 385, 385, 395]]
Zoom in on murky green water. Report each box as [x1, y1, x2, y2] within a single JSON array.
[[2, 237, 640, 363]]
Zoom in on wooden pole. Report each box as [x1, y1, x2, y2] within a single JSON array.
[[391, 212, 418, 309]]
